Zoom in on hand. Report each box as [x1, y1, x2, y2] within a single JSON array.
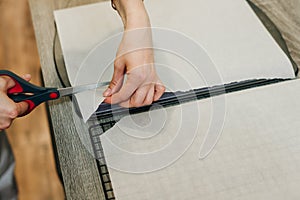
[[104, 0, 165, 107], [0, 74, 31, 130], [104, 42, 165, 107]]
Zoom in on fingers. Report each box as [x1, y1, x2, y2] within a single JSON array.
[[0, 73, 32, 92], [0, 95, 16, 129], [0, 94, 29, 130], [153, 82, 165, 101], [105, 75, 140, 104], [104, 68, 166, 107], [128, 84, 153, 107], [16, 101, 29, 116], [118, 85, 153, 108], [110, 82, 165, 108], [103, 32, 166, 107], [103, 59, 125, 97], [0, 76, 15, 91], [0, 73, 31, 130], [0, 117, 12, 130], [143, 85, 155, 105], [22, 74, 32, 82]]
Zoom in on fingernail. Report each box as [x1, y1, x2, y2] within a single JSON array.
[[103, 88, 112, 97]]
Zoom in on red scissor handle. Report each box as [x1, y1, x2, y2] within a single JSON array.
[[0, 70, 60, 114]]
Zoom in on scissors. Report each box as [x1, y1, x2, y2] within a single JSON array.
[[0, 70, 109, 114]]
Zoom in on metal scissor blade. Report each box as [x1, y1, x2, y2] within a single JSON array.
[[58, 81, 110, 97]]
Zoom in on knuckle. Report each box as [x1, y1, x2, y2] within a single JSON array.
[[143, 99, 153, 106], [1, 121, 12, 130], [130, 98, 143, 108], [4, 123, 11, 129], [0, 77, 8, 90], [157, 85, 166, 93], [7, 105, 18, 118], [0, 77, 5, 84], [110, 79, 119, 87], [114, 60, 123, 70]]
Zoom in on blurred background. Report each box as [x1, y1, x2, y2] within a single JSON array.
[[0, 0, 64, 199]]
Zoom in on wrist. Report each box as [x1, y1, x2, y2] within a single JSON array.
[[112, 0, 148, 28], [112, 0, 144, 12], [125, 11, 150, 29]]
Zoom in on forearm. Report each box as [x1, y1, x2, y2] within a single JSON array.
[[111, 0, 149, 29], [105, 0, 165, 107]]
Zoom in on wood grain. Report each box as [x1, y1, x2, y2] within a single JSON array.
[[0, 0, 65, 199], [28, 0, 300, 199], [251, 0, 300, 74], [28, 0, 106, 199]]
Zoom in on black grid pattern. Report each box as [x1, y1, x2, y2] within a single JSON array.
[[87, 79, 287, 200], [89, 120, 117, 200]]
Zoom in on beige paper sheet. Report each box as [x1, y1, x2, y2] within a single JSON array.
[[102, 79, 300, 200], [54, 0, 295, 121]]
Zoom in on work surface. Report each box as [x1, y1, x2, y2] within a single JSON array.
[[28, 0, 300, 199]]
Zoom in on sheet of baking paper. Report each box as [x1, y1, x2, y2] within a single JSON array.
[[101, 79, 300, 200], [54, 0, 295, 122]]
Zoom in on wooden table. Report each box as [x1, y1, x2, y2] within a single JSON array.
[[28, 0, 300, 199]]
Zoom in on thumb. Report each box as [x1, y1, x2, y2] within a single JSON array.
[[103, 59, 125, 97], [0, 76, 15, 92], [16, 101, 29, 116], [22, 74, 31, 82]]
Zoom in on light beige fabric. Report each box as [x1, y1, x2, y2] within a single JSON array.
[[102, 79, 300, 200]]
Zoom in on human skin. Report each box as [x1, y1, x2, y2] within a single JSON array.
[[103, 0, 165, 107], [0, 74, 31, 130]]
